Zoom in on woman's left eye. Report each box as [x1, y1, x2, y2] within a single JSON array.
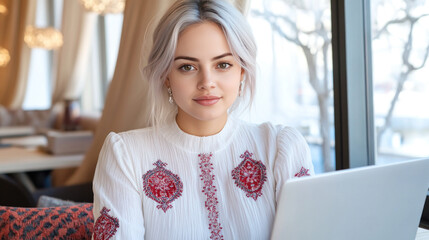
[[179, 64, 195, 72], [217, 63, 232, 69]]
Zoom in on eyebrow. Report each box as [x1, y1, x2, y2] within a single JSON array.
[[174, 53, 233, 62]]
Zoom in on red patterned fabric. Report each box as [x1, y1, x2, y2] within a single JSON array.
[[93, 207, 119, 240], [142, 160, 183, 212], [199, 153, 224, 240], [0, 203, 93, 239], [294, 167, 310, 177], [232, 151, 267, 200]]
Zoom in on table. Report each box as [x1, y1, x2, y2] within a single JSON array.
[[0, 146, 83, 174]]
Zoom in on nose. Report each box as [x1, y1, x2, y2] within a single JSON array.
[[197, 68, 215, 90]]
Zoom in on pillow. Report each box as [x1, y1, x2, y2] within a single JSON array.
[[0, 203, 94, 239], [37, 195, 79, 208]]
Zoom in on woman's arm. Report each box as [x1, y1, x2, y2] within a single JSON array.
[[92, 132, 145, 239], [273, 127, 315, 202]]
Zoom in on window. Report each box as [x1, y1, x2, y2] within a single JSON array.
[[104, 14, 123, 83], [80, 14, 123, 113], [22, 0, 123, 113], [248, 0, 335, 173], [370, 0, 429, 164], [22, 0, 62, 110]]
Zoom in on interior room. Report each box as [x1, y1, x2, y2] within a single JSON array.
[[0, 0, 429, 239]]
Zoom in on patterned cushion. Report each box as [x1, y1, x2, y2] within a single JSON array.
[[0, 203, 94, 239]]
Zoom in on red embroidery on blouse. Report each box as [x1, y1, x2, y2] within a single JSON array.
[[93, 207, 119, 240], [199, 153, 224, 240], [232, 150, 267, 200], [294, 167, 310, 177], [142, 160, 183, 212]]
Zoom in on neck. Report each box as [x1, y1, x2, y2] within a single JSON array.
[[175, 114, 228, 137]]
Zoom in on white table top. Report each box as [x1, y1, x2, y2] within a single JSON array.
[[0, 146, 83, 174]]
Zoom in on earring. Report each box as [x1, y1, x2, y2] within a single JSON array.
[[239, 80, 244, 97], [167, 87, 174, 104]]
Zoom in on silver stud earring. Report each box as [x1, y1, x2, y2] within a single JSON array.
[[168, 87, 174, 104]]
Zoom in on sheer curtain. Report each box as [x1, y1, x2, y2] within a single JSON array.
[[51, 0, 97, 105], [0, 0, 36, 109], [58, 0, 251, 186]]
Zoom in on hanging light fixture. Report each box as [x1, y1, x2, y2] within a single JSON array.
[[0, 3, 7, 14], [24, 26, 64, 50], [0, 47, 10, 67], [80, 0, 125, 14]]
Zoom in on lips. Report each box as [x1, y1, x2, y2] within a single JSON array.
[[193, 95, 221, 106]]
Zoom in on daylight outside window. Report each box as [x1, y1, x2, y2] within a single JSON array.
[[23, 0, 58, 110], [248, 0, 334, 173], [371, 0, 429, 164]]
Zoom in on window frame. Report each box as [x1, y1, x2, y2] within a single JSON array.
[[331, 0, 375, 169]]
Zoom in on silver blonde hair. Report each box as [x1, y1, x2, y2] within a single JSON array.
[[143, 0, 257, 127]]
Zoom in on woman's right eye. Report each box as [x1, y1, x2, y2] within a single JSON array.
[[179, 64, 195, 72]]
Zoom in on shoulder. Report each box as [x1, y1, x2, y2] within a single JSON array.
[[240, 120, 309, 152], [117, 126, 156, 138], [238, 120, 303, 140], [276, 126, 307, 143], [234, 120, 308, 151], [237, 119, 282, 135], [105, 126, 159, 144], [98, 128, 160, 165], [275, 125, 309, 154]]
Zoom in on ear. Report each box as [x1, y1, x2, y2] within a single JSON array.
[[240, 68, 245, 80], [164, 78, 170, 88]]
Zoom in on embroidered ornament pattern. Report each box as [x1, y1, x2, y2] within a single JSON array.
[[142, 160, 183, 212], [93, 207, 119, 240], [294, 167, 310, 177], [232, 150, 267, 201], [199, 153, 224, 240]]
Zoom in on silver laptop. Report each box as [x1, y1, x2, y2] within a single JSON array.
[[271, 158, 429, 240]]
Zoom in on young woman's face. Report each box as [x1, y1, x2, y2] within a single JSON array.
[[166, 21, 243, 129]]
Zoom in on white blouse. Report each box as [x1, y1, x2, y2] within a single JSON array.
[[92, 117, 314, 239]]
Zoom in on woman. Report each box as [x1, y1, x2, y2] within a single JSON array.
[[92, 0, 314, 239]]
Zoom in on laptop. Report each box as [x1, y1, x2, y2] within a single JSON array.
[[271, 158, 429, 240]]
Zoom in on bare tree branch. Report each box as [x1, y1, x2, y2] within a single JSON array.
[[414, 46, 429, 70], [373, 17, 408, 39], [400, 14, 429, 71], [253, 9, 330, 44], [402, 20, 414, 70], [376, 9, 429, 150], [252, 10, 301, 45], [373, 13, 429, 39]]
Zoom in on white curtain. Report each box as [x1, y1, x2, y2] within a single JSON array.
[[0, 0, 36, 109], [51, 0, 97, 105]]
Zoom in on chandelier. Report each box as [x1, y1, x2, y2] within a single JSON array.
[[80, 0, 125, 14], [0, 47, 10, 67], [24, 26, 64, 50]]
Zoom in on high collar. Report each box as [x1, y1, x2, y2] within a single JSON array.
[[160, 116, 238, 153]]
